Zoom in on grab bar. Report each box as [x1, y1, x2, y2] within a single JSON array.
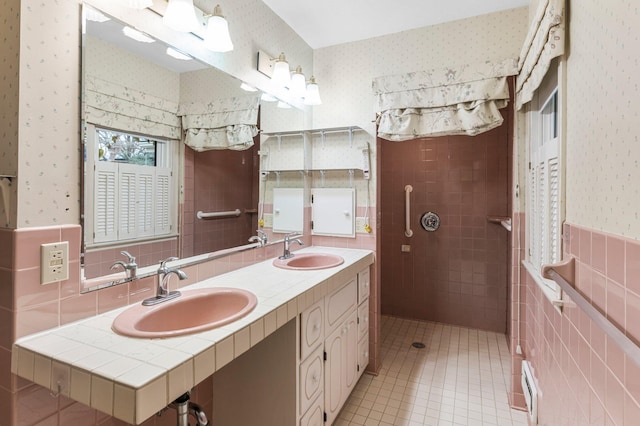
[[196, 209, 242, 219], [543, 257, 640, 369], [404, 185, 413, 237]]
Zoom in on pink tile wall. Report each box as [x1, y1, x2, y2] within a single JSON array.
[[83, 239, 178, 279], [513, 222, 640, 424], [379, 103, 512, 334]]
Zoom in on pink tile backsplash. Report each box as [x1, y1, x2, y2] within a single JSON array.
[[511, 221, 640, 424], [3, 216, 380, 424]]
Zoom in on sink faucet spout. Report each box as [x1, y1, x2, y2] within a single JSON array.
[[279, 233, 304, 260], [142, 257, 187, 306]]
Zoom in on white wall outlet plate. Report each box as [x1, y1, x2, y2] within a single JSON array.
[[355, 217, 368, 233], [262, 213, 273, 228], [41, 241, 69, 285]]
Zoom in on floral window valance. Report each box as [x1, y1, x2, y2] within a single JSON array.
[[177, 95, 260, 151], [372, 59, 518, 141], [84, 76, 181, 140], [516, 0, 565, 110]]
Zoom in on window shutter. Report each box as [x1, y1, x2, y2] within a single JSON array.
[[136, 170, 155, 238], [155, 168, 172, 235], [119, 166, 137, 240], [94, 162, 118, 243], [548, 158, 560, 263]]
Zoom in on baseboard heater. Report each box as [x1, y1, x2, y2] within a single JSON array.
[[521, 360, 538, 424]]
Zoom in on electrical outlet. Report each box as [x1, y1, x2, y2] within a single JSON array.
[[262, 213, 273, 228], [355, 217, 369, 233], [41, 242, 69, 285]]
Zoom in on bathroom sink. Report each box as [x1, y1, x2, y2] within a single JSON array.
[[273, 253, 344, 270], [112, 287, 257, 338]]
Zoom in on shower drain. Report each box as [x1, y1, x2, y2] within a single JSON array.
[[411, 342, 426, 349]]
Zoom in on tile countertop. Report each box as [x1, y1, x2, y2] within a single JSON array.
[[11, 246, 374, 425]]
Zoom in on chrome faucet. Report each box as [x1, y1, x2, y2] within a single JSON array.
[[248, 229, 268, 246], [110, 250, 137, 279], [279, 233, 303, 260], [142, 257, 187, 306]]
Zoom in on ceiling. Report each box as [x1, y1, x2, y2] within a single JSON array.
[[260, 0, 531, 49]]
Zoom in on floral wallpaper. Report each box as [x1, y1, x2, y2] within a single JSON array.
[[0, 0, 20, 228], [16, 0, 81, 227], [564, 0, 640, 238]]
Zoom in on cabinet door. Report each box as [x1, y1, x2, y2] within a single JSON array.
[[299, 346, 323, 416], [324, 322, 346, 425], [300, 300, 323, 360], [324, 311, 359, 425], [344, 311, 359, 393], [357, 266, 370, 305], [299, 393, 323, 426], [358, 333, 369, 379], [357, 299, 369, 342]]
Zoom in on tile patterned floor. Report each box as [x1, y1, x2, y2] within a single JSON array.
[[335, 316, 529, 426]]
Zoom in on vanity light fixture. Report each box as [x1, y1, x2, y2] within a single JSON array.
[[122, 26, 155, 43], [163, 0, 199, 33], [289, 66, 307, 98], [166, 47, 192, 60], [203, 4, 234, 52], [304, 76, 322, 106], [271, 53, 291, 87]]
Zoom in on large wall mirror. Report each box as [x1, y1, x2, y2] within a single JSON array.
[[81, 3, 305, 286]]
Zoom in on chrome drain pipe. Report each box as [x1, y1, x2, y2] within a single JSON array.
[[170, 392, 210, 426]]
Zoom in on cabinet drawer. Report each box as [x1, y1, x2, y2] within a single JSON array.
[[357, 299, 369, 342], [300, 300, 323, 360], [299, 393, 323, 426], [358, 333, 369, 376], [357, 267, 370, 305], [325, 278, 357, 335], [299, 346, 323, 415]]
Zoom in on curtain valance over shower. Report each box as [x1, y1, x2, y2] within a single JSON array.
[[516, 0, 565, 110], [177, 95, 260, 151], [84, 76, 181, 140], [372, 59, 518, 141]]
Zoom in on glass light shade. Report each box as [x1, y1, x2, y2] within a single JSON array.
[[304, 77, 322, 105], [122, 26, 155, 43], [271, 53, 291, 87], [163, 0, 199, 33], [203, 12, 233, 52], [289, 66, 306, 98], [122, 0, 153, 8]]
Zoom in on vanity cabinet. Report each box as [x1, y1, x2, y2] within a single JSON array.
[[298, 266, 371, 425]]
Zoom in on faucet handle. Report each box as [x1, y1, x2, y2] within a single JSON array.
[[158, 256, 178, 270], [120, 250, 136, 263]]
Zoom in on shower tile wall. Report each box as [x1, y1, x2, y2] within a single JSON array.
[[380, 107, 512, 333], [184, 146, 259, 257]]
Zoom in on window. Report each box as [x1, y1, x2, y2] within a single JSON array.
[[84, 125, 176, 246], [525, 62, 563, 299]]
